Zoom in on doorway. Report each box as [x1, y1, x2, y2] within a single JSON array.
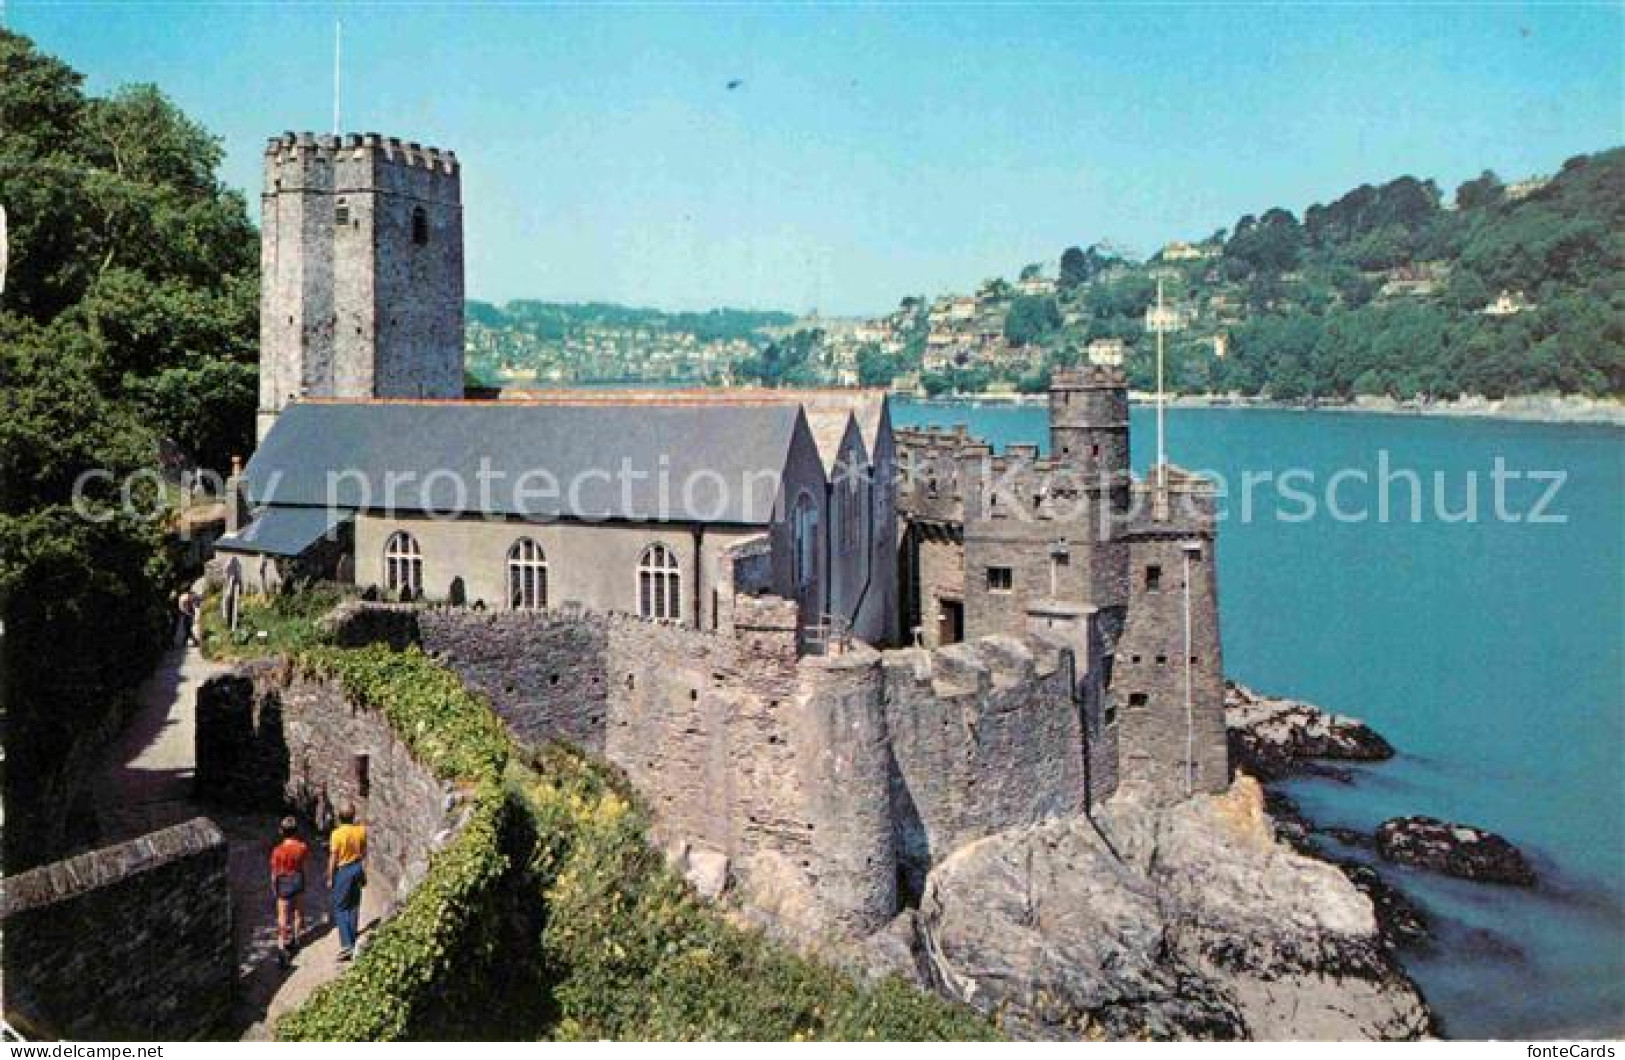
[[938, 598, 964, 645]]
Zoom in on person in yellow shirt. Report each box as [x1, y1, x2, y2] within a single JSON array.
[[327, 803, 367, 961]]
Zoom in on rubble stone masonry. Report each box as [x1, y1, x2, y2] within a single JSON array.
[[0, 818, 234, 1039]]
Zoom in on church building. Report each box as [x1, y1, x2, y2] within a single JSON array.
[[219, 132, 899, 645]]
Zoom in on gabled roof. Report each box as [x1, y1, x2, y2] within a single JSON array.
[[495, 387, 893, 463], [802, 408, 862, 475], [245, 400, 808, 525]]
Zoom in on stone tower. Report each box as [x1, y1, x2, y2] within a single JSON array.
[[258, 132, 465, 440], [1112, 469, 1230, 803], [1048, 364, 1130, 488], [1048, 365, 1133, 646]]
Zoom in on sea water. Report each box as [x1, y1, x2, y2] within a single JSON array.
[[891, 398, 1625, 1039]]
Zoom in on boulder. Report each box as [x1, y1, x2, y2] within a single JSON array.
[[913, 777, 1433, 1041], [1225, 683, 1394, 780], [1375, 816, 1535, 887]]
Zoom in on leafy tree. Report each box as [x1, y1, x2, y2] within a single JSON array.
[[1003, 295, 1061, 346], [0, 28, 258, 868], [1456, 170, 1504, 211]]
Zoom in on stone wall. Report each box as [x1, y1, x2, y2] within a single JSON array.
[[196, 661, 465, 909], [1, 818, 233, 1040], [329, 593, 1099, 938], [420, 609, 611, 753], [905, 524, 965, 647], [880, 636, 1088, 894]]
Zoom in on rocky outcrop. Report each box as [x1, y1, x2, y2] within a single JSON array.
[[1225, 683, 1394, 780], [1375, 817, 1536, 887], [911, 778, 1433, 1041]]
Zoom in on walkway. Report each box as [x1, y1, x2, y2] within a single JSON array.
[[95, 643, 381, 1040]]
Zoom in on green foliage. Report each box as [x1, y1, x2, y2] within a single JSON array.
[[269, 608, 994, 1042], [0, 315, 173, 868], [298, 645, 512, 783], [0, 30, 258, 866], [857, 343, 907, 387], [735, 328, 825, 387], [277, 780, 525, 1042], [516, 746, 996, 1042], [0, 29, 258, 470], [198, 583, 352, 660], [1003, 295, 1061, 346]]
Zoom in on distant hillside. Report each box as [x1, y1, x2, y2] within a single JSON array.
[[468, 149, 1623, 401], [465, 300, 794, 386], [836, 146, 1623, 401]]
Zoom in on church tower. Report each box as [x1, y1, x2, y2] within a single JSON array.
[[258, 132, 465, 440]]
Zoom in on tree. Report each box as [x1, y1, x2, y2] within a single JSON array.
[[1003, 296, 1062, 346], [1456, 170, 1504, 211], [0, 29, 258, 868]]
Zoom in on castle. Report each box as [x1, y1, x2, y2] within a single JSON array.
[[219, 130, 1231, 935]]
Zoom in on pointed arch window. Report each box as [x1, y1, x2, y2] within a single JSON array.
[[508, 538, 548, 610], [792, 492, 818, 590], [638, 543, 681, 621], [384, 531, 422, 598]]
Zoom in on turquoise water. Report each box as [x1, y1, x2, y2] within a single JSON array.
[[892, 398, 1625, 1040]]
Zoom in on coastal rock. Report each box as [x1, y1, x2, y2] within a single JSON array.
[[1334, 861, 1432, 951], [1225, 682, 1394, 780], [914, 777, 1432, 1041], [1375, 816, 1536, 887]]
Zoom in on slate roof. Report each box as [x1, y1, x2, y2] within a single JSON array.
[[217, 505, 353, 557], [494, 387, 893, 468], [244, 401, 806, 525]]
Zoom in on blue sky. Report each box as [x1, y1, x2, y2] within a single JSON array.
[[11, 2, 1623, 315]]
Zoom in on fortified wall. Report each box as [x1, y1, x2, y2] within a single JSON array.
[[893, 367, 1230, 807], [324, 584, 1111, 937], [196, 660, 472, 912], [0, 818, 234, 1040]]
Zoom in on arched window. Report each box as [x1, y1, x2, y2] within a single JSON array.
[[507, 538, 548, 610], [637, 543, 681, 621], [792, 492, 818, 590], [411, 206, 429, 246], [383, 531, 422, 598]]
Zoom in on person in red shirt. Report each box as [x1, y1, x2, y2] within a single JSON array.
[[269, 816, 309, 967]]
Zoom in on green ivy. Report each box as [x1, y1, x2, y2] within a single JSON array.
[[271, 607, 994, 1041], [277, 781, 514, 1041], [297, 644, 511, 783]]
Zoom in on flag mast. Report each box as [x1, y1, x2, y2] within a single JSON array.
[[333, 18, 343, 136], [1155, 275, 1167, 489]]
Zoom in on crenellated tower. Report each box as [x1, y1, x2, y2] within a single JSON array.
[[258, 132, 465, 440], [1111, 468, 1230, 803]]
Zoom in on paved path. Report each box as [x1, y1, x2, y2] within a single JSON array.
[[94, 643, 225, 842], [95, 643, 382, 1040]]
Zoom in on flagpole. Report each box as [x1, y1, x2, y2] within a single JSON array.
[[1155, 275, 1166, 489], [333, 19, 343, 136]]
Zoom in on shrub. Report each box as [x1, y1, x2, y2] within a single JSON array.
[[517, 746, 997, 1042]]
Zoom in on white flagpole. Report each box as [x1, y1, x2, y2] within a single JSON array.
[[333, 18, 343, 136], [1155, 276, 1167, 488]]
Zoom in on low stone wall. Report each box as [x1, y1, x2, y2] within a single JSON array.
[[196, 661, 465, 910], [0, 818, 233, 1040]]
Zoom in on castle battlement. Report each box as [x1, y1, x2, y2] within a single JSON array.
[[1052, 364, 1128, 390], [264, 131, 461, 175]]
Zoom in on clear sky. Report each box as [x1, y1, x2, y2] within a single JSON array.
[[10, 1, 1623, 315]]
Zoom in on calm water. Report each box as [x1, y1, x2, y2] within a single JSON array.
[[893, 398, 1625, 1040]]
